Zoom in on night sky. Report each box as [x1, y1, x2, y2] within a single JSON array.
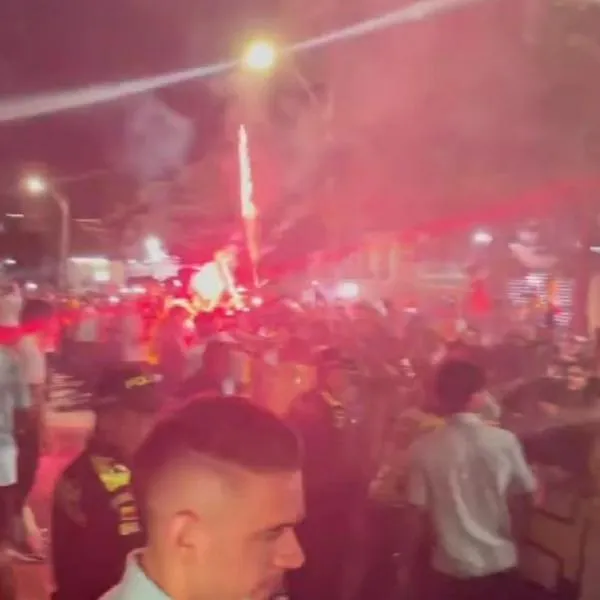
[[0, 0, 277, 192], [2, 0, 600, 265], [0, 0, 283, 262]]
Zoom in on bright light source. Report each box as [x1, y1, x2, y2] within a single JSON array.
[[250, 296, 263, 307], [472, 230, 493, 245], [3, 258, 16, 266], [93, 268, 111, 282], [145, 236, 168, 263], [5, 213, 24, 219], [190, 262, 228, 306], [23, 175, 48, 196], [243, 40, 277, 72], [24, 282, 38, 291], [335, 281, 360, 300], [70, 256, 109, 266]]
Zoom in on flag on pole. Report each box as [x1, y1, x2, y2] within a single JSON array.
[[238, 124, 259, 284]]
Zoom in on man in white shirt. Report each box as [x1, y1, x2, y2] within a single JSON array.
[[14, 299, 54, 561], [120, 302, 146, 363], [72, 299, 104, 383], [102, 396, 305, 600], [74, 301, 100, 344], [406, 359, 537, 600], [0, 286, 34, 598]]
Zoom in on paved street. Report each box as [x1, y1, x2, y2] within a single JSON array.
[[16, 374, 93, 600]]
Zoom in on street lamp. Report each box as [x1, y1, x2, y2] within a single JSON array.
[[242, 40, 277, 72], [23, 174, 48, 196], [21, 174, 70, 291], [144, 235, 168, 263], [472, 230, 493, 246]]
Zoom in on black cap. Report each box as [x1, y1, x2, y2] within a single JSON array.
[[84, 364, 164, 413]]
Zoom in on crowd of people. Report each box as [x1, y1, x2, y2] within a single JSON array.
[[0, 282, 598, 600]]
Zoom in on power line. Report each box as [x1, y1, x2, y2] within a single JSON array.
[[0, 0, 484, 123]]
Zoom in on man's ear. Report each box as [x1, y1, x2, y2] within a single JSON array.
[[169, 509, 208, 558]]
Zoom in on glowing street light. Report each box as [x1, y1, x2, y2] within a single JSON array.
[[23, 174, 48, 196], [144, 235, 168, 263], [20, 173, 70, 290], [242, 40, 277, 72], [472, 230, 493, 246]]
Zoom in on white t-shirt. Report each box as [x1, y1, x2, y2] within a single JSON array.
[[121, 313, 146, 363], [408, 413, 536, 578], [18, 334, 46, 386], [0, 346, 31, 486], [75, 307, 99, 342], [101, 551, 169, 600]]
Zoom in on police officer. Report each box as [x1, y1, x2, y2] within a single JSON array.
[[50, 364, 163, 600]]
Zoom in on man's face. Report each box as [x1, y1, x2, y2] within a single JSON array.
[[111, 408, 157, 457], [187, 469, 305, 600]]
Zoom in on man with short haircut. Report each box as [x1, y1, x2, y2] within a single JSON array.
[[406, 359, 537, 600], [102, 396, 305, 600]]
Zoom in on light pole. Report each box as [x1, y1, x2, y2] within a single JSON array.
[[22, 174, 71, 291], [240, 39, 336, 264]]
